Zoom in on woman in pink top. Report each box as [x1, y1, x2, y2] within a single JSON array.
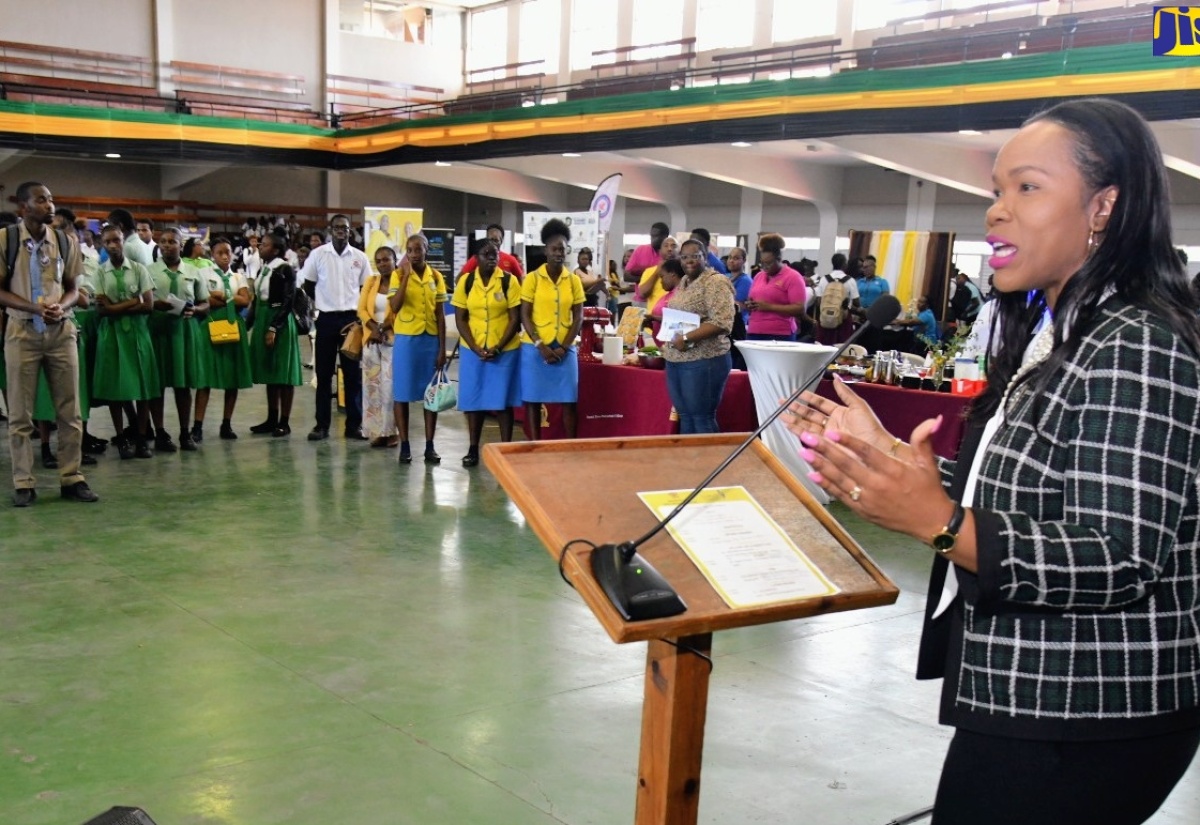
[[744, 232, 808, 341]]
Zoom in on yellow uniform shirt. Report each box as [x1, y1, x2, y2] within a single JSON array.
[[638, 265, 669, 309], [451, 269, 522, 351], [389, 264, 446, 335], [519, 264, 585, 346]]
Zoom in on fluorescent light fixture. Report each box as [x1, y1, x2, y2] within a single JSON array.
[[957, 129, 983, 136], [562, 152, 582, 158], [731, 141, 753, 148], [435, 160, 452, 167], [105, 152, 121, 158]]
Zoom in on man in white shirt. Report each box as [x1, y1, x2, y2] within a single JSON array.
[[136, 219, 160, 262], [298, 214, 369, 441]]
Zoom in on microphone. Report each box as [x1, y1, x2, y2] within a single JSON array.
[[590, 294, 903, 621]]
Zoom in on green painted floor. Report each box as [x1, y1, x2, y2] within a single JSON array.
[[1, 386, 1198, 825]]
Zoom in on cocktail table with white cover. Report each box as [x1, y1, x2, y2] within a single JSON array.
[[734, 341, 836, 505]]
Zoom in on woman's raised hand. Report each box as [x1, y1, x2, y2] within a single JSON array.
[[785, 376, 891, 452]]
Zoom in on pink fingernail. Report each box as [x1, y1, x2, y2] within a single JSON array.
[[800, 449, 816, 462], [827, 430, 842, 443], [807, 471, 824, 484], [931, 414, 944, 433], [799, 431, 818, 446]]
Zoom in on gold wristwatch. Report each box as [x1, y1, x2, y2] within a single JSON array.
[[931, 502, 965, 554]]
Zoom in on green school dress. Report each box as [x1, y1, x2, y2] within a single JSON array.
[[93, 261, 161, 402], [248, 264, 302, 387], [148, 261, 212, 390], [202, 268, 252, 391]]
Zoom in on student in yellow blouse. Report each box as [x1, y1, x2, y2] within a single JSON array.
[[635, 235, 679, 309], [452, 239, 522, 466], [519, 219, 585, 439], [388, 233, 447, 464]]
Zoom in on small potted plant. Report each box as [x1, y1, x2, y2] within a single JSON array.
[[918, 322, 972, 386]]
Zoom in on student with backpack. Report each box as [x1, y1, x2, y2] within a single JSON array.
[[744, 233, 807, 342], [814, 253, 861, 345]]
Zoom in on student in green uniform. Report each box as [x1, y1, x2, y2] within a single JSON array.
[[147, 228, 210, 452], [248, 231, 302, 437], [93, 224, 159, 459], [193, 237, 252, 440]]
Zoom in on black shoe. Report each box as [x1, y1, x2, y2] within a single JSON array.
[[398, 448, 412, 465], [60, 481, 99, 503], [424, 449, 441, 465], [307, 427, 329, 441], [82, 453, 98, 466], [116, 436, 135, 461], [41, 448, 58, 470], [272, 424, 291, 438], [134, 440, 154, 459], [220, 423, 238, 440], [345, 428, 367, 441], [12, 488, 36, 507], [84, 435, 108, 454], [154, 433, 177, 454], [179, 433, 198, 452], [249, 419, 277, 435], [191, 424, 203, 444], [462, 453, 479, 468]]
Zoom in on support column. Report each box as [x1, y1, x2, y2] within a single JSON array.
[[556, 0, 574, 85], [906, 178, 937, 232], [752, 0, 775, 49], [737, 188, 764, 243], [617, 0, 635, 47], [816, 203, 840, 270], [151, 0, 176, 96], [324, 171, 342, 214]]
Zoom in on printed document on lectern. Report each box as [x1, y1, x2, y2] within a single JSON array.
[[639, 486, 839, 608]]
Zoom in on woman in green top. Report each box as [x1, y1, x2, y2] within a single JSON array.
[[93, 224, 159, 459], [248, 231, 302, 437]]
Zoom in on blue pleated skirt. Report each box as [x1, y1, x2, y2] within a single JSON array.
[[458, 346, 521, 411], [392, 333, 440, 403], [519, 343, 578, 403]]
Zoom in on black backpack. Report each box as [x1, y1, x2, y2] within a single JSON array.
[[292, 278, 313, 335], [3, 223, 74, 279]]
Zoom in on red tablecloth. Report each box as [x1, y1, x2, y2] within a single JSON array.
[[521, 361, 757, 439], [815, 379, 970, 459]]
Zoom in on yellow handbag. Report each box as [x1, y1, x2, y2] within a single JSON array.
[[209, 318, 241, 345]]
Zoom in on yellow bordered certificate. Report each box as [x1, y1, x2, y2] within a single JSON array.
[[638, 486, 839, 608]]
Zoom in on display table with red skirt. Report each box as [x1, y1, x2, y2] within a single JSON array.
[[519, 360, 757, 440]]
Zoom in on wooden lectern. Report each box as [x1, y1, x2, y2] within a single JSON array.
[[484, 434, 899, 825]]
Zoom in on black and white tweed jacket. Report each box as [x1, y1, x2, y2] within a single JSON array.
[[919, 297, 1200, 741]]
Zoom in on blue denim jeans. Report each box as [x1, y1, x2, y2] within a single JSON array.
[[665, 352, 732, 435]]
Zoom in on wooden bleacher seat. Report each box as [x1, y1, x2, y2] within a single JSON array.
[[326, 73, 443, 110]]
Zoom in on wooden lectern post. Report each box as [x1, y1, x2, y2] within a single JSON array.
[[636, 634, 713, 824], [484, 434, 898, 825]]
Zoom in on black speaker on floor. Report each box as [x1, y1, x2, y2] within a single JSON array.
[[80, 808, 158, 825]]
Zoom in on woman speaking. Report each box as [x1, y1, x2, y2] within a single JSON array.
[[788, 98, 1200, 824]]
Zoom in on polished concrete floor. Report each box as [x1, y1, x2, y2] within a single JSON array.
[[1, 383, 1199, 825]]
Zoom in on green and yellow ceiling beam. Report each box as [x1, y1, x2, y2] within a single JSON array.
[[0, 44, 1196, 169]]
